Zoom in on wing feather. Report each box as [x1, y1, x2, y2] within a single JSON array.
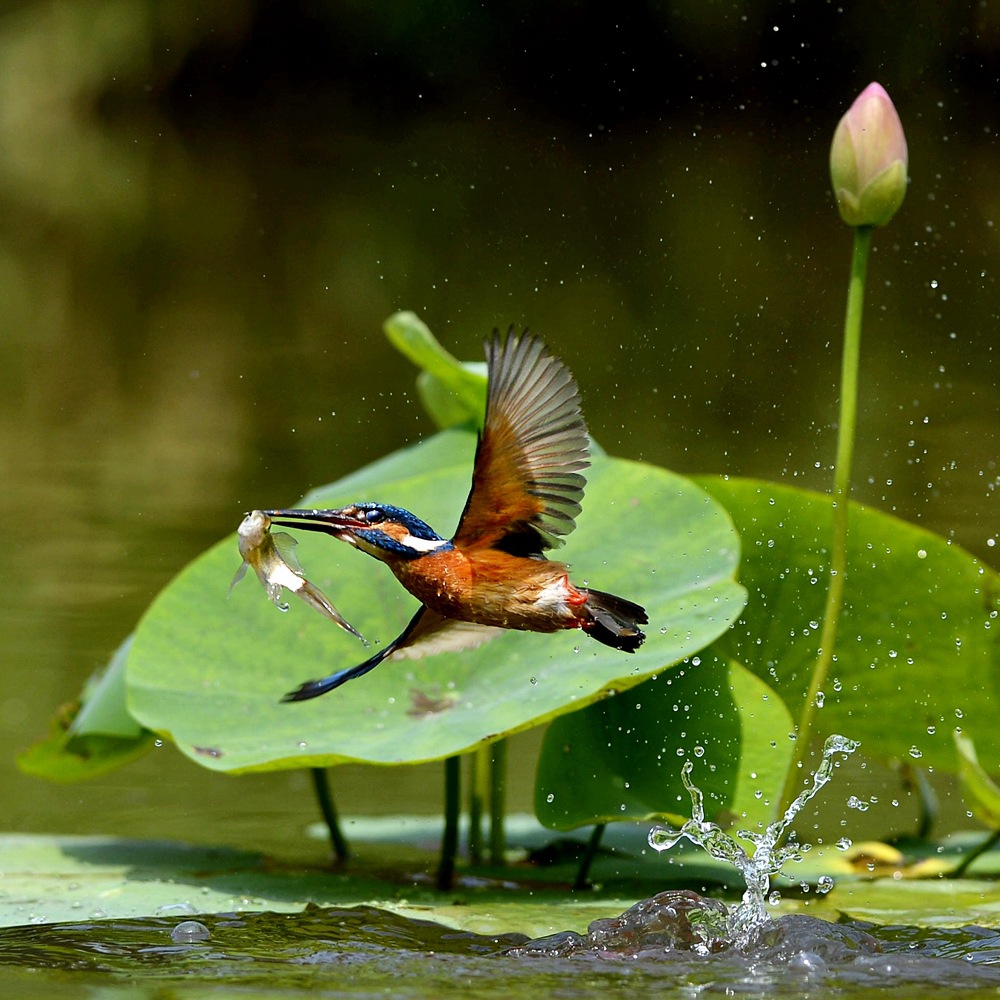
[[453, 331, 589, 552], [386, 610, 505, 661]]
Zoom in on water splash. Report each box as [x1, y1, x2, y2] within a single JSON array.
[[648, 734, 860, 949]]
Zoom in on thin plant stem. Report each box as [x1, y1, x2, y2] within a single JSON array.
[[310, 767, 350, 862], [952, 827, 1000, 878], [573, 823, 606, 890], [779, 225, 873, 814], [437, 755, 461, 890], [489, 738, 508, 865], [468, 746, 489, 865]]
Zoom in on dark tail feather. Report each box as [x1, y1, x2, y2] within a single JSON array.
[[582, 589, 648, 652]]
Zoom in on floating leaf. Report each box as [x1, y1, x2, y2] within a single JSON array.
[[698, 477, 1000, 772], [0, 822, 856, 932], [535, 655, 793, 831], [825, 876, 1000, 928], [126, 429, 744, 773]]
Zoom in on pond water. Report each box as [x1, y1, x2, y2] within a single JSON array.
[[1, 3, 998, 996], [3, 899, 1000, 999]]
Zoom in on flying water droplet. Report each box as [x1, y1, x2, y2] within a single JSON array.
[[648, 826, 684, 852]]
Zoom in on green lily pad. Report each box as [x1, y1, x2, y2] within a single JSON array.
[[826, 877, 1000, 928], [126, 429, 745, 773], [535, 655, 794, 831], [0, 822, 709, 932], [697, 477, 1000, 771], [11, 822, 991, 935], [0, 821, 844, 933]]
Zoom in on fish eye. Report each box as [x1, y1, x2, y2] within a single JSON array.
[[364, 508, 385, 524]]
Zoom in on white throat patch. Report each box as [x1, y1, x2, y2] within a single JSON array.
[[353, 531, 449, 558], [400, 533, 450, 553]]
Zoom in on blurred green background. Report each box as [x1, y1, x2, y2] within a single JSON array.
[[1, 1, 997, 857]]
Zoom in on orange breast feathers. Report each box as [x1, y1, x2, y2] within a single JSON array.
[[388, 548, 588, 633]]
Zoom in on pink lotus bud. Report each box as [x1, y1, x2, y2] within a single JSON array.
[[830, 82, 908, 227]]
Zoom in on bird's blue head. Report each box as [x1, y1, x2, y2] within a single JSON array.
[[344, 503, 452, 559], [267, 502, 453, 561]]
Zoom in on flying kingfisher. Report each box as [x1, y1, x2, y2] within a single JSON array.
[[267, 330, 648, 701]]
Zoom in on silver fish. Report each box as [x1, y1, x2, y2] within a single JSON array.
[[230, 510, 365, 642]]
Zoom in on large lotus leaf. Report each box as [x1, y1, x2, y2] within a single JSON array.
[[535, 654, 794, 831], [697, 477, 1000, 771], [126, 429, 745, 772]]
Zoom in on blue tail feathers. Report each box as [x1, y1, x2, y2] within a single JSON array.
[[281, 652, 387, 701], [281, 607, 425, 702]]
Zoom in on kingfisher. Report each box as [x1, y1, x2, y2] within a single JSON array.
[[267, 330, 647, 701]]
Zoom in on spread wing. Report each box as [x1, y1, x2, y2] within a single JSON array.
[[452, 331, 589, 555], [386, 608, 505, 660]]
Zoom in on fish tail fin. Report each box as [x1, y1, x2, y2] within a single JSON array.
[[296, 580, 367, 644], [228, 561, 249, 597]]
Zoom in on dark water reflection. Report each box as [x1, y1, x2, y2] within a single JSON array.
[[1, 5, 998, 862]]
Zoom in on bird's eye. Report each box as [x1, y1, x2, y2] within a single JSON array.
[[364, 508, 384, 524]]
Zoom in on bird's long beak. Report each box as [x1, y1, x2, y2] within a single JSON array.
[[263, 507, 367, 536]]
